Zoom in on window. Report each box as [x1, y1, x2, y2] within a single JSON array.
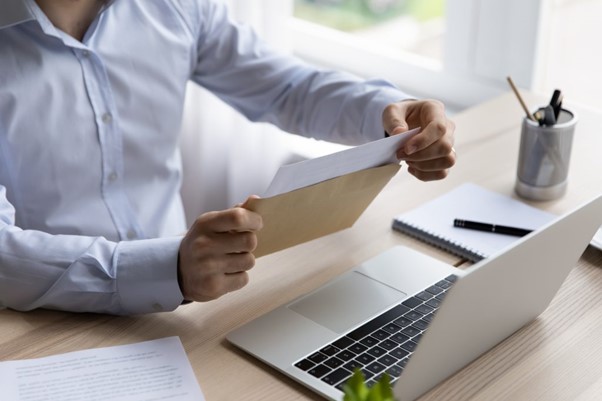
[[216, 1, 549, 163], [294, 0, 446, 63], [289, 0, 545, 111]]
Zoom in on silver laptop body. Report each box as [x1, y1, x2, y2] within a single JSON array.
[[227, 194, 602, 401]]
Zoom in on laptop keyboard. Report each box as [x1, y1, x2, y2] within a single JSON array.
[[293, 274, 458, 390]]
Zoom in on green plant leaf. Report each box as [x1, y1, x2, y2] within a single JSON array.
[[342, 369, 369, 401], [372, 374, 396, 401], [376, 374, 394, 400], [342, 370, 397, 401]]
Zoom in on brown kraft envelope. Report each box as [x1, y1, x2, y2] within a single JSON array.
[[245, 163, 401, 258]]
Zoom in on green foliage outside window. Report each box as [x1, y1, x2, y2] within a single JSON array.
[[294, 0, 444, 32]]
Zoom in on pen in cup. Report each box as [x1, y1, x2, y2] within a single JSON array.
[[534, 89, 563, 126], [453, 219, 533, 237], [549, 89, 563, 120], [507, 76, 563, 128]]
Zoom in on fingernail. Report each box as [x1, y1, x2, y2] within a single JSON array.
[[406, 145, 417, 155], [393, 126, 408, 135]]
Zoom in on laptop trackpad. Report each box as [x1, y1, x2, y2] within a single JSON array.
[[288, 272, 406, 334]]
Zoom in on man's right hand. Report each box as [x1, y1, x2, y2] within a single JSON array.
[[178, 205, 263, 302]]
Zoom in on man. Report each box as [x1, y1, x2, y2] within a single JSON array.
[[0, 0, 455, 315]]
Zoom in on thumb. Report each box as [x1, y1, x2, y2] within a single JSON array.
[[238, 194, 261, 209], [383, 103, 410, 136]]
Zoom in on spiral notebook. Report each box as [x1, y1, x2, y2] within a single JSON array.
[[392, 183, 557, 262]]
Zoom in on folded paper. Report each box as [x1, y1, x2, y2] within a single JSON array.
[[246, 163, 401, 257]]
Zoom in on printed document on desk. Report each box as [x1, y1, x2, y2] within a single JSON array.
[[263, 127, 420, 197], [0, 336, 205, 401]]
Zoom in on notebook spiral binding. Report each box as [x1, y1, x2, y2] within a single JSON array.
[[391, 220, 486, 263]]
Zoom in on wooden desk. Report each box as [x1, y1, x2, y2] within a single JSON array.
[[1, 92, 601, 400]]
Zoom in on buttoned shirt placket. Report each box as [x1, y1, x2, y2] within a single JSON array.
[[77, 48, 144, 241], [27, 3, 144, 241]]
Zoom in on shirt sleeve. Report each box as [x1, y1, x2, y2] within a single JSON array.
[[189, 0, 411, 146], [0, 186, 185, 315]]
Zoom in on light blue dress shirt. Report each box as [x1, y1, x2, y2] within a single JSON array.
[[0, 0, 408, 315]]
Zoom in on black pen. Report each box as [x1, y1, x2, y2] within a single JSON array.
[[453, 219, 533, 237], [549, 89, 563, 120]]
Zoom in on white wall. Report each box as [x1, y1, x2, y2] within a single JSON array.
[[535, 0, 602, 111]]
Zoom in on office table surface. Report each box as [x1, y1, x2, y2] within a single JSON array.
[[1, 91, 601, 401]]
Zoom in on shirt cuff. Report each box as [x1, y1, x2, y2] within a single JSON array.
[[115, 236, 185, 314]]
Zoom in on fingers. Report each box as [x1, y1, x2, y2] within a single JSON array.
[[406, 162, 451, 181], [406, 144, 456, 181], [188, 252, 255, 300], [383, 99, 456, 182], [186, 270, 251, 302], [178, 207, 263, 302], [397, 118, 455, 161], [222, 271, 250, 294], [404, 143, 456, 181], [183, 250, 255, 273], [191, 207, 263, 235], [186, 230, 258, 258]]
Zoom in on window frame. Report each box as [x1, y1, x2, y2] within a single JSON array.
[[288, 0, 545, 111]]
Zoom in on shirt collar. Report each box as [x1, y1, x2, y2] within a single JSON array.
[[0, 0, 35, 30], [2, 0, 117, 49], [0, 0, 117, 31]]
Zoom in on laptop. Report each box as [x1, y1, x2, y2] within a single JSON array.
[[227, 194, 602, 401]]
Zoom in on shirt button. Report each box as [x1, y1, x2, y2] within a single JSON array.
[[102, 112, 113, 124], [108, 172, 118, 182], [82, 50, 90, 58], [152, 303, 164, 312], [127, 230, 137, 240]]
